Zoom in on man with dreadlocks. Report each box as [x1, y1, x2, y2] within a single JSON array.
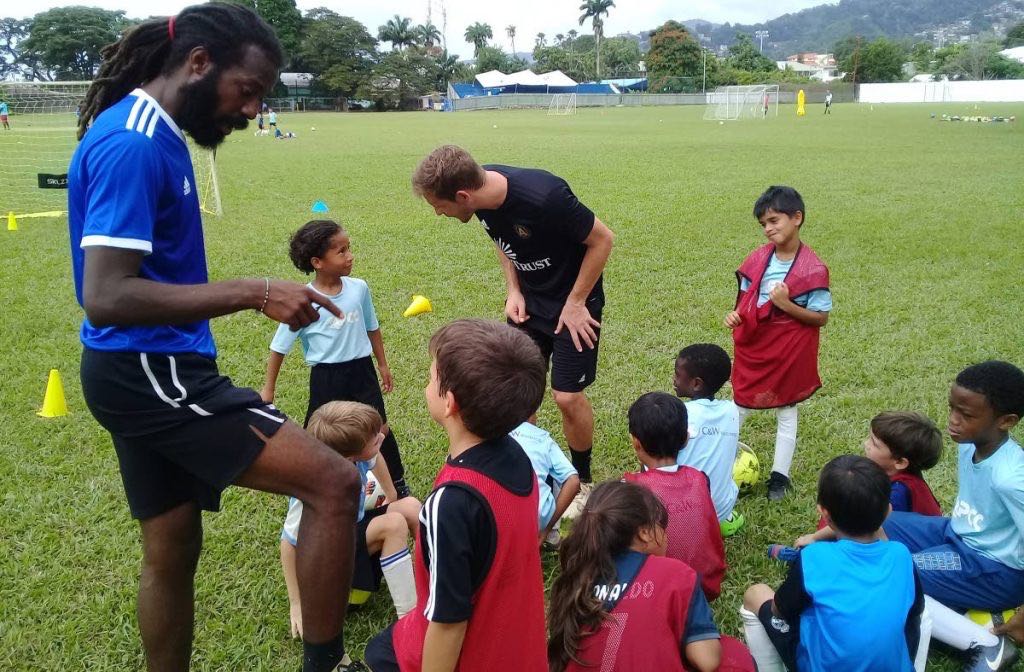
[[68, 4, 362, 672]]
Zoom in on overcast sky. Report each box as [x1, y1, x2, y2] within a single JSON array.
[[10, 0, 832, 58]]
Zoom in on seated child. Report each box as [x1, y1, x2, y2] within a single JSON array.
[[881, 361, 1024, 670], [510, 416, 581, 546], [673, 343, 742, 529], [796, 411, 943, 547], [364, 319, 550, 672], [623, 392, 727, 601], [280, 401, 420, 640], [741, 454, 925, 672], [547, 480, 755, 672]]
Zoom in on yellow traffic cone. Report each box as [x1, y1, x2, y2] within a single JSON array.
[[7, 212, 17, 231], [403, 295, 432, 318], [38, 369, 68, 417]]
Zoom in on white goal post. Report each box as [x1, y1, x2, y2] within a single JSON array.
[[0, 81, 222, 218], [547, 93, 577, 116], [704, 84, 780, 121]]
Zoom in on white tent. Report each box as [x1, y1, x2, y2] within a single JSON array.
[[475, 69, 577, 89], [1000, 46, 1024, 64]]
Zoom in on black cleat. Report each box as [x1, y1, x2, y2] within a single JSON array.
[[766, 471, 792, 502]]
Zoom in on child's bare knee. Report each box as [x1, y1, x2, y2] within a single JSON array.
[[743, 583, 774, 611]]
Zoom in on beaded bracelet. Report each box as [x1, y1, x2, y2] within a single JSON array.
[[258, 277, 270, 313]]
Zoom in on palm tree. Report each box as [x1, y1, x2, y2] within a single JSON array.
[[464, 22, 493, 57], [536, 32, 546, 49], [555, 33, 565, 46], [416, 22, 442, 48], [378, 15, 416, 50], [506, 25, 517, 56], [578, 0, 614, 78]]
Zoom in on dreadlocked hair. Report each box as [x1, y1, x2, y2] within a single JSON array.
[[77, 2, 282, 139], [547, 481, 668, 672]]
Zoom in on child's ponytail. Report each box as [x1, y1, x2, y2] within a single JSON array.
[[547, 481, 667, 672]]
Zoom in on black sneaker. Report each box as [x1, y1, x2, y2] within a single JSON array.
[[394, 479, 412, 500], [766, 471, 791, 502], [963, 635, 1019, 672]]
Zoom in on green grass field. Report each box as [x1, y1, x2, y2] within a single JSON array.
[[3, 102, 1024, 670]]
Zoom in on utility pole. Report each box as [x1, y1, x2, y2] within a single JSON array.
[[702, 48, 707, 93], [755, 30, 769, 52]]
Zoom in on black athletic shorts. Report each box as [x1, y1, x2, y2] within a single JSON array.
[[509, 301, 602, 393], [305, 356, 387, 427], [354, 505, 387, 592], [80, 348, 287, 520], [364, 623, 400, 672], [758, 599, 800, 671]]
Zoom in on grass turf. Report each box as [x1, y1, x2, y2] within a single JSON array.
[[2, 101, 1023, 670]]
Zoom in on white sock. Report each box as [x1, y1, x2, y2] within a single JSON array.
[[914, 605, 932, 672], [737, 406, 752, 431], [740, 605, 786, 672], [926, 596, 999, 651], [772, 405, 799, 476], [381, 548, 416, 617]]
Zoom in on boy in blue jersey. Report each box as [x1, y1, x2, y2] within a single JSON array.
[[509, 416, 581, 546], [882, 361, 1024, 671], [69, 5, 362, 672], [673, 343, 743, 534], [0, 100, 9, 130], [740, 454, 924, 672]]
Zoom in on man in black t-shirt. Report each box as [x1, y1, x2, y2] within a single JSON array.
[[412, 145, 614, 516]]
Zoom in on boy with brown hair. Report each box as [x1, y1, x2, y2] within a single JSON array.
[[365, 319, 550, 672], [280, 401, 420, 644]]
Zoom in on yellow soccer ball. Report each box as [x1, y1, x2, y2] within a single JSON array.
[[967, 609, 1015, 628], [733, 443, 760, 489]]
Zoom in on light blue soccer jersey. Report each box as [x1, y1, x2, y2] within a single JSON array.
[[679, 398, 740, 521], [68, 89, 215, 357], [283, 456, 375, 543], [270, 278, 380, 365], [510, 421, 578, 529], [951, 437, 1024, 570], [0, 102, 8, 115], [740, 252, 832, 312]]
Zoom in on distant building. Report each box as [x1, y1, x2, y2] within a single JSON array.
[[777, 53, 841, 81], [1001, 46, 1024, 64]]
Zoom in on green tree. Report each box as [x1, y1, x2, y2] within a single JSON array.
[[464, 22, 492, 56], [646, 21, 702, 92], [535, 32, 546, 49], [226, 0, 303, 59], [360, 48, 435, 109], [910, 41, 934, 73], [855, 37, 907, 82], [297, 9, 377, 100], [533, 44, 592, 81], [474, 45, 511, 73], [506, 25, 517, 55], [378, 15, 416, 50], [727, 32, 776, 73], [434, 50, 472, 88], [21, 7, 127, 80], [416, 23, 441, 49], [1005, 21, 1024, 48], [578, 0, 615, 78], [0, 17, 45, 80], [600, 36, 641, 77], [936, 40, 1024, 80]]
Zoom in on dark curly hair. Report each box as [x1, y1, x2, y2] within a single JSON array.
[[676, 343, 732, 396], [288, 220, 344, 274], [955, 361, 1024, 418]]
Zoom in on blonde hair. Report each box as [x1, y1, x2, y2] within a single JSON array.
[[306, 401, 382, 457], [412, 144, 486, 201]]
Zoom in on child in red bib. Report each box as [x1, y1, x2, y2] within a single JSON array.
[[726, 186, 831, 502], [623, 392, 726, 601], [365, 319, 549, 672], [548, 480, 755, 672]]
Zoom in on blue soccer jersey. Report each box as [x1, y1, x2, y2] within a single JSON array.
[[68, 89, 215, 358]]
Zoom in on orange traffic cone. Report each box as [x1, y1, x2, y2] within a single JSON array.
[[403, 295, 432, 318], [38, 369, 68, 417]]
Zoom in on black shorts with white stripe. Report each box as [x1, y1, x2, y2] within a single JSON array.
[[80, 348, 287, 520]]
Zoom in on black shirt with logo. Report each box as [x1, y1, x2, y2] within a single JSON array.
[[477, 165, 603, 325]]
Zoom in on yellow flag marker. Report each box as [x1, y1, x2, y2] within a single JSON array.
[[38, 369, 69, 417], [403, 295, 432, 318], [7, 211, 17, 231]]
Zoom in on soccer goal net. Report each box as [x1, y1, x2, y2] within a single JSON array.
[[0, 81, 222, 219], [547, 93, 577, 116], [704, 84, 780, 121]]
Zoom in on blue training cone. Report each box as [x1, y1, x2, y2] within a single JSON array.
[[311, 200, 329, 213]]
